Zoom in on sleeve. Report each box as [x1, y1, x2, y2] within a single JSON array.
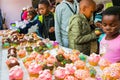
[[49, 13, 54, 28], [69, 16, 97, 45], [19, 19, 42, 35], [37, 20, 43, 37], [55, 5, 63, 45]]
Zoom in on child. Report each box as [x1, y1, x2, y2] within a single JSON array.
[[19, 9, 42, 37], [38, 0, 55, 41], [100, 6, 120, 63], [68, 0, 100, 55], [55, 0, 78, 47]]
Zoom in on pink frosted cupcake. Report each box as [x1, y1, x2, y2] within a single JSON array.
[[110, 63, 120, 72], [98, 58, 111, 70], [28, 62, 43, 78], [102, 67, 120, 80], [64, 75, 78, 80], [47, 55, 57, 64], [88, 53, 100, 66], [69, 54, 79, 62], [29, 52, 38, 59], [35, 54, 44, 63], [65, 63, 76, 75], [37, 69, 52, 80], [74, 60, 85, 69], [18, 49, 26, 58], [54, 67, 68, 80], [74, 69, 90, 80], [9, 66, 23, 80]]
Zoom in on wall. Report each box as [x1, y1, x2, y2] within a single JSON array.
[[1, 0, 32, 28]]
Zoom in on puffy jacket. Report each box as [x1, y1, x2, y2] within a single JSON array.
[[68, 14, 97, 55]]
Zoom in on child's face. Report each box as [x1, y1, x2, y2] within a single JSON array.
[[102, 15, 120, 36], [82, 5, 96, 19], [27, 13, 33, 20], [38, 4, 48, 15]]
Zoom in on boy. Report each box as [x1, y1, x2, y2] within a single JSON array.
[[55, 0, 78, 47], [38, 0, 55, 41], [68, 0, 100, 55], [100, 6, 120, 63]]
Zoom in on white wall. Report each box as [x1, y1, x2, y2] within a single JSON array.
[[1, 0, 32, 28]]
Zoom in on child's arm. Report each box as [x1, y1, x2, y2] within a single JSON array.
[[55, 6, 63, 45]]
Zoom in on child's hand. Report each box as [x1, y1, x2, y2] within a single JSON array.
[[49, 27, 54, 33], [95, 22, 102, 28], [95, 30, 101, 36]]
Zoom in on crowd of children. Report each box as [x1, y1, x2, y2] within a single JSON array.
[[4, 0, 120, 63]]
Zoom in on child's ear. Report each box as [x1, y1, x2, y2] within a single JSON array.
[[82, 6, 86, 12]]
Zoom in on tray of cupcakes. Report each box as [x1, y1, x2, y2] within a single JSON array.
[[1, 30, 120, 80], [3, 45, 120, 80]]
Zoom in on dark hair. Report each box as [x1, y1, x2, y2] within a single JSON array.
[[28, 9, 37, 18], [102, 6, 120, 20], [96, 3, 104, 13], [39, 0, 50, 7]]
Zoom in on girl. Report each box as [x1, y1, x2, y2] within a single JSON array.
[[19, 9, 42, 37], [100, 6, 120, 63]]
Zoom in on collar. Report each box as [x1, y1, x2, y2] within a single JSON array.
[[79, 14, 88, 22]]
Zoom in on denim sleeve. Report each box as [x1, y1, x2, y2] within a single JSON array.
[[19, 19, 43, 37], [55, 5, 62, 45]]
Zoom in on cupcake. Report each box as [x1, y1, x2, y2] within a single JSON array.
[[10, 35, 19, 47], [54, 62, 65, 67], [64, 75, 78, 80], [35, 54, 44, 63], [69, 54, 79, 62], [74, 69, 90, 80], [98, 58, 111, 70], [88, 53, 100, 66], [2, 38, 11, 48], [7, 47, 17, 58], [28, 62, 43, 78], [6, 57, 19, 69], [74, 60, 85, 69], [38, 69, 52, 80], [56, 54, 65, 62], [79, 53, 87, 62], [34, 46, 43, 53], [9, 66, 23, 80], [47, 55, 57, 64], [102, 67, 120, 80], [65, 63, 76, 75], [45, 43, 53, 49], [25, 46, 33, 53], [54, 67, 67, 80], [18, 49, 26, 58], [29, 51, 38, 60], [52, 41, 59, 48], [62, 59, 72, 65], [43, 64, 54, 72], [19, 38, 27, 46], [88, 66, 97, 78]]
